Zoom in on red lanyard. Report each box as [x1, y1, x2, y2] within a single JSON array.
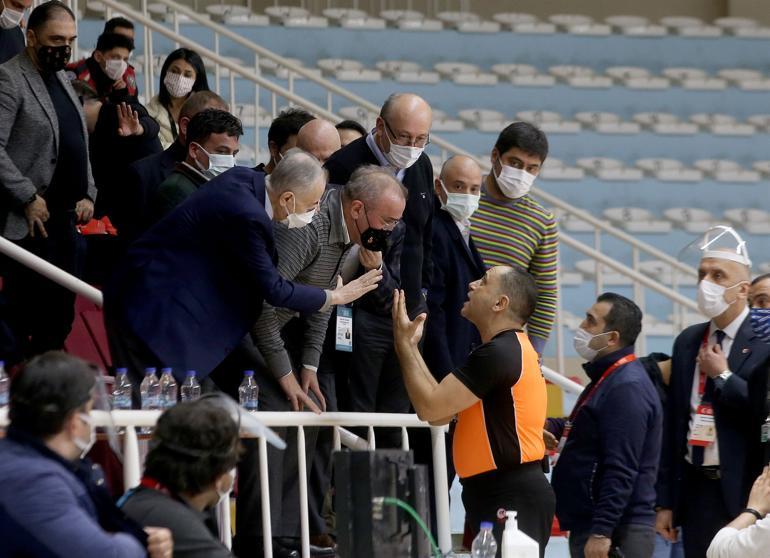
[[140, 476, 172, 497], [568, 354, 637, 423], [697, 327, 716, 397]]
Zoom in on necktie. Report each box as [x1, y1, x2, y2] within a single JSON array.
[[692, 329, 725, 466]]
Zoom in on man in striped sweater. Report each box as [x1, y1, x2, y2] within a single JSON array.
[[234, 162, 407, 557], [471, 122, 558, 354]]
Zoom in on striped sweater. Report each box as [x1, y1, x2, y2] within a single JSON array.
[[470, 191, 559, 345]]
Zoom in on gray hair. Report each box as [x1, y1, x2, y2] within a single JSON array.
[[342, 165, 407, 207], [269, 148, 327, 195]]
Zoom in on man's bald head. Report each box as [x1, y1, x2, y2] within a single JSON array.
[[296, 119, 341, 165], [375, 94, 432, 161], [435, 155, 482, 207]]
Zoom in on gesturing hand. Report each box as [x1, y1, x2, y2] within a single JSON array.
[[301, 368, 327, 412], [329, 268, 382, 306], [117, 102, 144, 136], [358, 247, 382, 270], [278, 372, 322, 414], [392, 289, 426, 347], [748, 465, 770, 516]]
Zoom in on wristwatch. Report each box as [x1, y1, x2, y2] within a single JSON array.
[[718, 370, 733, 382], [743, 508, 765, 520]]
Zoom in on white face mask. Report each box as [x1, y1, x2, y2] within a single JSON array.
[[382, 125, 424, 169], [280, 195, 315, 229], [163, 72, 195, 98], [104, 59, 128, 81], [697, 279, 743, 319], [573, 328, 612, 362], [439, 180, 479, 223], [494, 160, 536, 199], [193, 143, 236, 178], [73, 413, 96, 459], [0, 0, 24, 29]]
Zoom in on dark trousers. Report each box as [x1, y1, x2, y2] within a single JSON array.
[[348, 308, 410, 447], [679, 464, 733, 558], [231, 330, 320, 554], [308, 370, 337, 536], [569, 524, 655, 558], [3, 212, 79, 364], [462, 462, 555, 558]]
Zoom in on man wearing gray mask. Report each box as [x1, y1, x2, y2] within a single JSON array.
[[656, 227, 770, 557], [470, 121, 558, 357]]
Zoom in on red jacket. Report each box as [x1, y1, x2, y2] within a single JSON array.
[[66, 56, 138, 100]]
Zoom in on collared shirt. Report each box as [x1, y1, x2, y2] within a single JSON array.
[[251, 188, 354, 378], [365, 131, 406, 181], [687, 305, 749, 466], [263, 176, 273, 219], [454, 217, 471, 246]]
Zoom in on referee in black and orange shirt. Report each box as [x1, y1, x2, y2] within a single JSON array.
[[392, 265, 555, 557]]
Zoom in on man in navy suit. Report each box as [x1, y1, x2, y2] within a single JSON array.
[[656, 230, 770, 557], [424, 155, 485, 380], [103, 152, 382, 396]]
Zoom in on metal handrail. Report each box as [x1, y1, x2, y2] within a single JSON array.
[[130, 0, 698, 278]]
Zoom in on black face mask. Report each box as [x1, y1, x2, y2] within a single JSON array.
[[37, 44, 71, 73], [356, 207, 392, 252]]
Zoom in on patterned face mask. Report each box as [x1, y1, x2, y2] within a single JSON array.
[[37, 44, 72, 73], [750, 307, 770, 344]]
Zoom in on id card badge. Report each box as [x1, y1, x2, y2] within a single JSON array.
[[688, 404, 716, 446], [335, 306, 353, 352], [550, 422, 571, 467]]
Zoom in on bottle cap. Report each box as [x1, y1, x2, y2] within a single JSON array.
[[244, 370, 255, 377], [480, 521, 493, 530], [186, 370, 197, 377], [161, 367, 173, 374], [116, 367, 128, 375], [145, 367, 157, 375]]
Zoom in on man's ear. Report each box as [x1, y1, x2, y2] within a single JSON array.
[[178, 116, 191, 138], [93, 50, 104, 65], [607, 330, 621, 348], [493, 294, 510, 314], [349, 199, 364, 219]]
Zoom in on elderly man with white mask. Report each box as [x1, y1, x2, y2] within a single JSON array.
[[656, 226, 770, 558]]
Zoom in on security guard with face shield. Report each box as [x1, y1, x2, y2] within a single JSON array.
[[656, 226, 770, 557]]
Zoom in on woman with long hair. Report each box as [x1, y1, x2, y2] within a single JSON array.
[[147, 48, 210, 148]]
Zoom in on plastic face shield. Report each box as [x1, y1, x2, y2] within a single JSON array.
[[679, 225, 751, 269], [199, 393, 286, 450], [88, 371, 122, 461]]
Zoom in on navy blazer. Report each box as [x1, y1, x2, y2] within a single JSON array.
[[423, 207, 485, 380], [324, 135, 434, 317], [657, 315, 770, 519], [104, 167, 327, 379], [111, 140, 186, 243]]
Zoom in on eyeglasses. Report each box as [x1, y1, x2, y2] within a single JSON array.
[[383, 119, 430, 148], [364, 205, 401, 231]]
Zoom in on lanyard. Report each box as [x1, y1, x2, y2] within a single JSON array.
[[552, 353, 637, 466], [567, 354, 637, 423]]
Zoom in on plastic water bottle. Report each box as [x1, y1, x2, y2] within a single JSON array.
[[111, 368, 133, 410], [140, 368, 161, 410], [159, 368, 178, 409], [238, 370, 259, 412], [471, 522, 498, 557], [0, 361, 9, 408], [180, 370, 201, 402]]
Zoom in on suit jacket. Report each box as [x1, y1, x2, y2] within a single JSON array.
[[0, 50, 96, 240], [657, 315, 770, 519], [103, 167, 327, 379], [324, 135, 434, 317], [112, 140, 186, 243], [423, 207, 485, 380]]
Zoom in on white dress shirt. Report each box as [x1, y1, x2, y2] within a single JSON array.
[[686, 306, 749, 466], [707, 516, 770, 558]]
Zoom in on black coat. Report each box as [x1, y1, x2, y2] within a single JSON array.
[[657, 315, 770, 519], [324, 135, 434, 317], [423, 207, 485, 380]]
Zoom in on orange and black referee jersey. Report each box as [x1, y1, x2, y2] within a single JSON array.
[[452, 329, 547, 479]]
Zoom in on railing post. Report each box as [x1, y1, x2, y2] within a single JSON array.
[[123, 426, 141, 490], [141, 0, 151, 102], [214, 33, 221, 94], [401, 426, 410, 451], [258, 437, 273, 558], [430, 426, 452, 554], [632, 247, 647, 355], [216, 488, 232, 548], [594, 227, 603, 297], [297, 426, 310, 558], [555, 242, 565, 375], [254, 53, 260, 164], [367, 426, 376, 450]]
